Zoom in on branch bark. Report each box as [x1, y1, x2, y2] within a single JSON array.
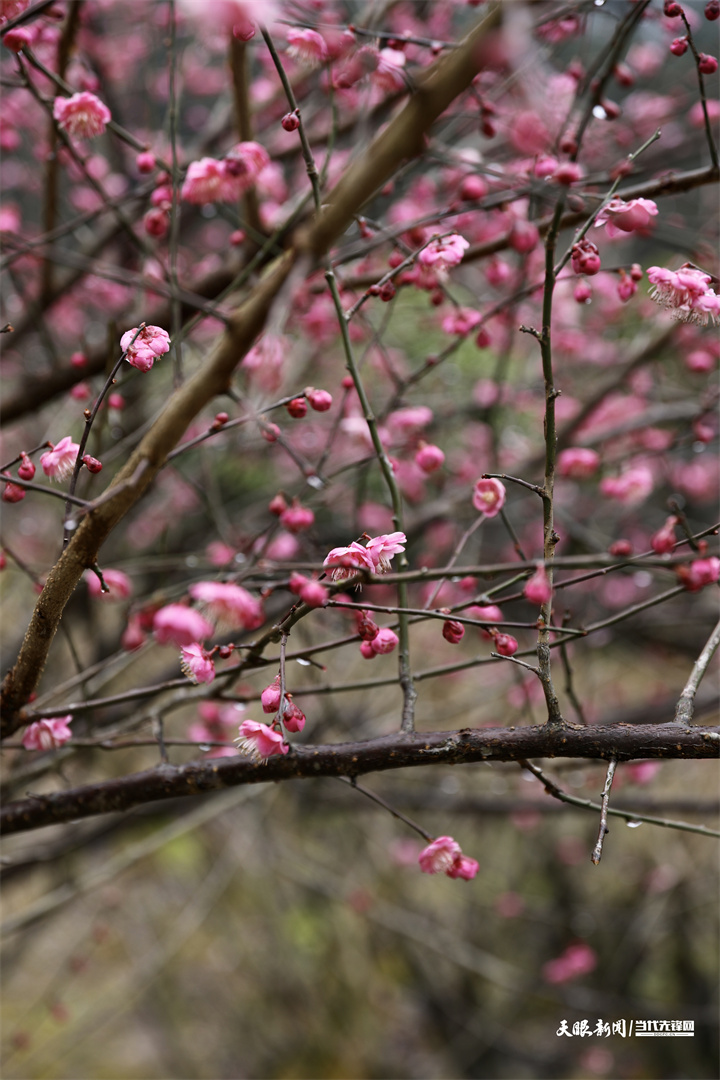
[[2, 723, 717, 836]]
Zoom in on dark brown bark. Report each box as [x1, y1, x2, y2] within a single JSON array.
[[2, 722, 716, 835]]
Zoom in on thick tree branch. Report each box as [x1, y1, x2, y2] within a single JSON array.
[[2, 723, 717, 836]]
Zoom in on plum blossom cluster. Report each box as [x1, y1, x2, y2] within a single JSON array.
[[181, 142, 269, 205], [418, 234, 469, 274], [234, 672, 307, 763], [418, 836, 479, 881], [324, 532, 406, 580], [647, 265, 720, 325], [53, 92, 111, 139], [22, 715, 72, 751], [121, 325, 170, 373]]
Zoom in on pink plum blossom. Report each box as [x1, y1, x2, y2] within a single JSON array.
[[557, 447, 600, 479], [365, 532, 407, 572], [286, 27, 328, 66], [180, 643, 216, 684], [53, 93, 111, 139], [235, 719, 288, 763], [22, 716, 72, 751], [374, 47, 406, 92], [40, 436, 79, 481], [595, 197, 658, 238], [441, 308, 482, 336], [418, 234, 469, 273], [121, 325, 170, 373], [472, 477, 506, 517], [419, 836, 479, 880], [153, 604, 215, 647], [188, 581, 264, 631], [599, 466, 654, 505], [542, 942, 597, 984], [647, 266, 719, 323], [324, 541, 375, 581]]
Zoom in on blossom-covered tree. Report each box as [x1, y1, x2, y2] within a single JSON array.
[[0, 0, 718, 1070]]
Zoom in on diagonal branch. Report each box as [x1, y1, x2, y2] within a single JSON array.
[[0, 6, 504, 739]]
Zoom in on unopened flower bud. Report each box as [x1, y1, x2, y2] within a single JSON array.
[[17, 454, 35, 481], [494, 633, 518, 657], [698, 53, 718, 73], [379, 280, 396, 302], [286, 397, 307, 419], [609, 539, 633, 557], [282, 699, 305, 733], [706, 0, 720, 19], [670, 36, 688, 56], [415, 443, 445, 474], [136, 151, 156, 173], [281, 110, 300, 132], [442, 619, 465, 644], [213, 412, 229, 427], [82, 454, 103, 473], [2, 481, 25, 502], [262, 423, 280, 442], [269, 493, 288, 516], [305, 387, 333, 412]]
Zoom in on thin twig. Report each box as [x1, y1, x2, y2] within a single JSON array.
[[519, 759, 720, 842], [674, 616, 720, 726], [591, 758, 617, 865]]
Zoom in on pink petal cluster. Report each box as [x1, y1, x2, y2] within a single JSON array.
[[365, 531, 407, 572], [235, 719, 288, 763], [40, 436, 79, 481], [599, 466, 654, 505], [286, 27, 328, 66], [180, 643, 216, 684], [374, 47, 406, 92], [22, 715, 72, 751], [153, 604, 215, 647], [418, 836, 479, 881], [182, 142, 269, 205], [542, 942, 597, 985], [121, 325, 170, 373], [418, 234, 469, 273], [647, 266, 720, 325], [86, 568, 133, 600], [324, 532, 406, 580], [53, 92, 111, 139], [595, 197, 658, 238], [557, 447, 600, 479], [472, 477, 506, 517], [189, 581, 264, 631], [242, 333, 287, 393]]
